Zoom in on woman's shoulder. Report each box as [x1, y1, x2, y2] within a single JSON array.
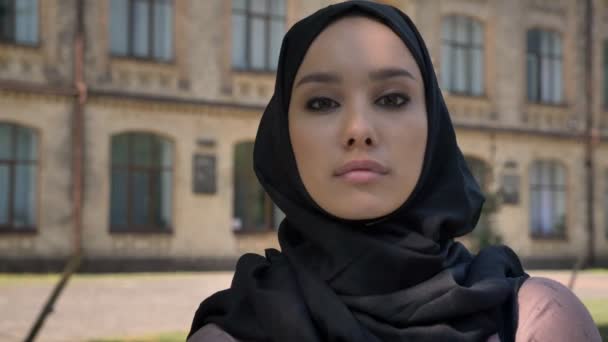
[[515, 276, 601, 341], [187, 323, 240, 342], [187, 277, 602, 342]]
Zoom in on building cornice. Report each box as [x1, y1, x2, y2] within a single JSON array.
[[1, 79, 606, 143]]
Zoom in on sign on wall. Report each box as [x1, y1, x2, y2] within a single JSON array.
[[193, 154, 217, 194]]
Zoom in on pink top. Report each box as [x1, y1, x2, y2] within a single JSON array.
[[188, 277, 602, 342]]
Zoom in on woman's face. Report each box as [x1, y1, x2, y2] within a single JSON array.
[[288, 16, 428, 220]]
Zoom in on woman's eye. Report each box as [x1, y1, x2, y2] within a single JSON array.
[[306, 97, 340, 112], [375, 93, 410, 108]]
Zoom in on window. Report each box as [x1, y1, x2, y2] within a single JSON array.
[[605, 169, 608, 239], [529, 160, 566, 237], [232, 0, 285, 71], [233, 141, 283, 232], [465, 157, 490, 233], [441, 16, 484, 96], [0, 0, 38, 45], [603, 40, 608, 109], [110, 133, 173, 232], [0, 123, 37, 231], [527, 29, 563, 104], [109, 0, 173, 61]]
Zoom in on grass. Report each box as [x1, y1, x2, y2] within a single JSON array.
[[90, 300, 608, 342], [584, 299, 608, 341], [587, 268, 608, 274], [0, 272, 223, 286], [2, 273, 606, 341], [88, 331, 187, 342], [0, 273, 60, 285]]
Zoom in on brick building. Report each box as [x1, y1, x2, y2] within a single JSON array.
[[0, 0, 607, 271]]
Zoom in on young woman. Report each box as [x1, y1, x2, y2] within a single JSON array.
[[188, 2, 600, 341]]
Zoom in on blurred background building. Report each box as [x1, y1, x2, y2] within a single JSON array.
[[0, 0, 607, 271]]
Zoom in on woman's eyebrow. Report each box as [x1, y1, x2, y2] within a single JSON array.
[[369, 67, 416, 81], [295, 67, 416, 88], [295, 72, 341, 88]]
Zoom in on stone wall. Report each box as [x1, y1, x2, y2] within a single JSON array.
[[0, 0, 607, 270]]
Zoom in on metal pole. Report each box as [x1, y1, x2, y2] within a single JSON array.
[[23, 255, 81, 342], [72, 0, 86, 256], [23, 1, 87, 340], [583, 0, 596, 267]]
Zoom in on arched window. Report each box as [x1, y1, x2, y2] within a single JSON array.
[[0, 122, 38, 231], [603, 39, 608, 109], [526, 29, 563, 104], [109, 132, 173, 232], [604, 169, 608, 239], [529, 160, 566, 237], [466, 157, 490, 191], [233, 141, 283, 232], [464, 156, 491, 232], [441, 15, 484, 96]]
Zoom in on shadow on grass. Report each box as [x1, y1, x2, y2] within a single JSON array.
[[599, 324, 608, 342]]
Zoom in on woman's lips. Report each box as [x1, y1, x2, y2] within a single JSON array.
[[334, 159, 389, 184], [338, 170, 386, 184]]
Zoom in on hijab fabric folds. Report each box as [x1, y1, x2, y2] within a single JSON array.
[[189, 2, 528, 341]]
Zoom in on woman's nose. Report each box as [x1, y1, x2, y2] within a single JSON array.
[[342, 106, 377, 149], [346, 136, 373, 148]]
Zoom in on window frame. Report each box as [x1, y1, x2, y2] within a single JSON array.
[[231, 0, 286, 72], [232, 141, 280, 233], [526, 28, 564, 105], [441, 15, 485, 97], [603, 39, 608, 110], [0, 0, 39, 47], [528, 159, 567, 239], [605, 168, 608, 239], [109, 132, 174, 234], [109, 0, 175, 63], [0, 122, 38, 233], [464, 156, 491, 233]]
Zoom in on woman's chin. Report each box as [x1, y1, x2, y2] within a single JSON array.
[[308, 182, 408, 221], [324, 197, 398, 221]]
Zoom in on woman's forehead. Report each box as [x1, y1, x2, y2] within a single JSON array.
[[294, 16, 421, 81]]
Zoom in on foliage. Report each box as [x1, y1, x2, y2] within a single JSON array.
[[583, 299, 608, 341], [475, 191, 503, 250]]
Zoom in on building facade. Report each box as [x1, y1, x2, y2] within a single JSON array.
[[1, 0, 608, 271]]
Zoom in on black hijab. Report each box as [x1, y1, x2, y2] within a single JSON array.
[[189, 2, 528, 341]]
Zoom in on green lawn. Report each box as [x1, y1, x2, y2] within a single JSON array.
[[2, 273, 605, 341], [89, 331, 187, 342], [0, 273, 60, 285], [588, 268, 608, 274], [584, 299, 608, 342], [0, 272, 208, 286], [96, 300, 608, 342]]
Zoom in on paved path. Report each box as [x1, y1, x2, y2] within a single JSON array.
[[0, 271, 605, 342], [529, 270, 608, 300], [0, 273, 232, 342]]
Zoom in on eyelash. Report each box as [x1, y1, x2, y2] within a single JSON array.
[[305, 93, 410, 112], [376, 93, 410, 108]]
